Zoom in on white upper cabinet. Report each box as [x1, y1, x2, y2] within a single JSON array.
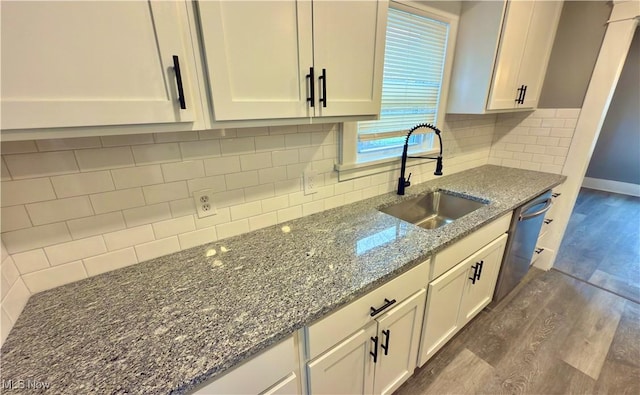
[[447, 0, 563, 114], [197, 0, 388, 121], [0, 1, 197, 131]]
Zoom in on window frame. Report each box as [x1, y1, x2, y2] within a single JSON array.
[[336, 1, 459, 180]]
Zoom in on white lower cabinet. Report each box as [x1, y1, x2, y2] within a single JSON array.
[[418, 234, 508, 366], [193, 336, 300, 395], [307, 288, 427, 395]]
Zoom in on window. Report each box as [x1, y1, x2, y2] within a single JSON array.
[[338, 2, 458, 178]]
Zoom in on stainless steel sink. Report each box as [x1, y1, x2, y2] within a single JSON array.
[[379, 191, 487, 229]]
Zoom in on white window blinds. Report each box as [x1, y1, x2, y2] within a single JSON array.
[[358, 7, 449, 144]]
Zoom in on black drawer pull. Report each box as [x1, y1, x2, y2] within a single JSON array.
[[172, 55, 186, 110], [370, 298, 396, 317], [306, 67, 315, 108], [544, 219, 553, 224], [381, 329, 390, 355], [370, 336, 378, 363], [535, 248, 544, 254], [469, 264, 478, 284], [475, 260, 484, 281], [552, 193, 561, 198]]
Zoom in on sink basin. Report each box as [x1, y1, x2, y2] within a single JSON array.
[[379, 191, 487, 229]]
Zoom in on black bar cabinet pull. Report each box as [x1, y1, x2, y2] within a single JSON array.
[[552, 193, 561, 198], [306, 67, 315, 108], [515, 85, 525, 104], [172, 55, 187, 110], [475, 260, 484, 281], [381, 330, 390, 355], [535, 248, 544, 254], [521, 85, 528, 104], [370, 298, 396, 317], [370, 336, 379, 363], [469, 265, 478, 284], [319, 68, 327, 108], [544, 219, 553, 224]]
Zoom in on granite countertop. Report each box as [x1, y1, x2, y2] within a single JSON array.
[[0, 165, 565, 394]]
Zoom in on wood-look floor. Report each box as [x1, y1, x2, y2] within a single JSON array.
[[554, 188, 640, 303], [395, 269, 640, 394]]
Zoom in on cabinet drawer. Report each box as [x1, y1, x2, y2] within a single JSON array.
[[431, 213, 511, 281], [306, 259, 429, 359], [193, 336, 296, 394]]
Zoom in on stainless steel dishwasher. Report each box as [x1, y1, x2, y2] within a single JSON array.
[[491, 190, 554, 305]]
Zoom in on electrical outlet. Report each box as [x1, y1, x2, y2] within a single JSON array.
[[303, 170, 317, 195], [193, 189, 217, 218]]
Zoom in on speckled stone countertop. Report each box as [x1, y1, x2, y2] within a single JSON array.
[[1, 165, 564, 394]]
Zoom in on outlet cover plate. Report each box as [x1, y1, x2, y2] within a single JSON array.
[[304, 170, 317, 195], [193, 189, 217, 218]]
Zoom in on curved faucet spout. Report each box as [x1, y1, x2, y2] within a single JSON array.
[[397, 123, 444, 195]]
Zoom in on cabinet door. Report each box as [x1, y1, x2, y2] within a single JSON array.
[[486, 1, 534, 110], [262, 372, 300, 395], [307, 321, 377, 395], [516, 1, 563, 109], [373, 289, 426, 395], [198, 0, 313, 121], [459, 234, 508, 325], [312, 0, 387, 117], [1, 1, 195, 130], [417, 261, 469, 367]]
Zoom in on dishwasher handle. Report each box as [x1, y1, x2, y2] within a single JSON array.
[[519, 197, 553, 221]]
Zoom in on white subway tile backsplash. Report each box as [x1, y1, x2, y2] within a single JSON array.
[[211, 190, 245, 209], [1, 141, 38, 155], [186, 175, 226, 195], [0, 178, 56, 207], [44, 236, 106, 266], [550, 128, 575, 138], [90, 188, 145, 214], [248, 212, 277, 231], [122, 202, 172, 228], [178, 227, 217, 249], [255, 135, 285, 152], [3, 278, 30, 321], [100, 134, 154, 147], [36, 137, 102, 152], [285, 133, 311, 148], [143, 181, 188, 204], [271, 150, 299, 167], [1, 158, 11, 181], [11, 249, 50, 274], [199, 129, 237, 140], [269, 125, 298, 135], [274, 179, 300, 195], [2, 307, 13, 345], [216, 219, 249, 240], [220, 137, 255, 156], [194, 207, 231, 229], [135, 237, 180, 262], [541, 118, 565, 128], [5, 151, 78, 179], [2, 222, 71, 254], [83, 248, 138, 277], [1, 275, 10, 300], [240, 152, 272, 171], [288, 191, 313, 207], [324, 194, 345, 210], [258, 167, 288, 184], [161, 161, 205, 182], [555, 109, 580, 118], [22, 261, 86, 294], [51, 171, 115, 198], [2, 255, 20, 288], [261, 195, 289, 213], [169, 198, 196, 218], [153, 131, 198, 143], [103, 225, 154, 251], [26, 196, 94, 226], [67, 212, 126, 240], [302, 200, 324, 216], [244, 184, 275, 202], [75, 147, 134, 171], [180, 139, 221, 160], [277, 205, 302, 223], [111, 165, 164, 189], [132, 143, 181, 165], [225, 171, 259, 190], [203, 156, 241, 176], [152, 216, 195, 239], [1, 206, 32, 232], [230, 201, 262, 221]]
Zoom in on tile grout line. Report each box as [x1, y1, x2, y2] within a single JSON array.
[[550, 268, 640, 305]]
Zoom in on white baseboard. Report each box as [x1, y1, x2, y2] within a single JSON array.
[[582, 177, 640, 197]]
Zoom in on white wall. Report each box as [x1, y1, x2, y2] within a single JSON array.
[[0, 114, 496, 345]]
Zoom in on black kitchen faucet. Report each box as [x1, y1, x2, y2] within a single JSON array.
[[397, 123, 444, 195]]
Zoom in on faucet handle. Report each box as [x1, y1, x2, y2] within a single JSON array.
[[405, 173, 412, 187]]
